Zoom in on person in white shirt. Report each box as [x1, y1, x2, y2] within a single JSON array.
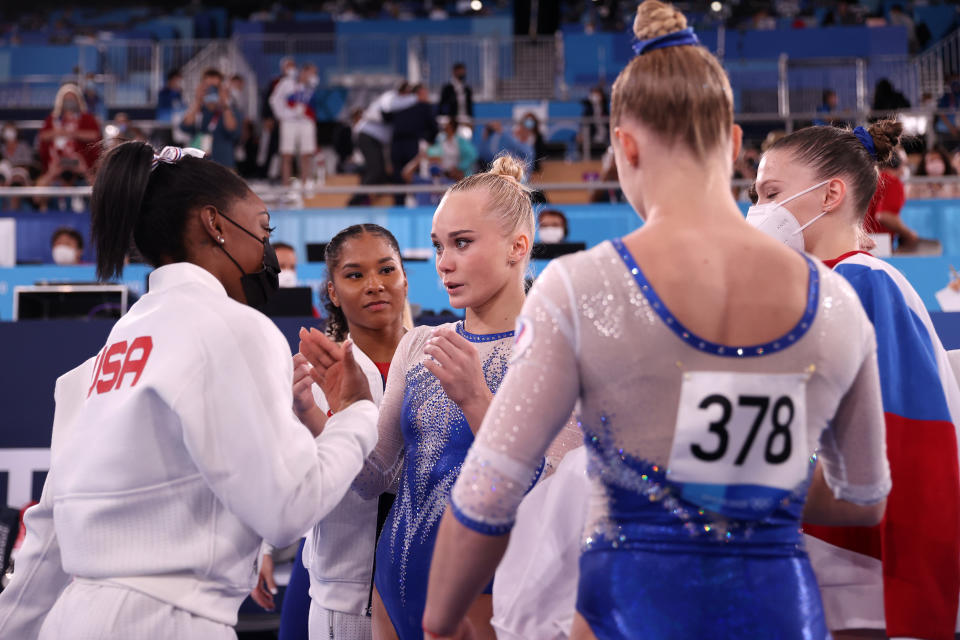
[[0, 142, 378, 640], [252, 224, 411, 640], [355, 85, 418, 187], [270, 63, 319, 189]]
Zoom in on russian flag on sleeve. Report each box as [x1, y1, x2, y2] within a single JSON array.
[[805, 250, 960, 640]]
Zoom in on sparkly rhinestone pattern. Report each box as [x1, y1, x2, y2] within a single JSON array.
[[381, 321, 513, 606], [580, 412, 813, 552], [611, 237, 820, 358]]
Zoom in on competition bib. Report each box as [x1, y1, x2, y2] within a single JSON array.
[[667, 371, 809, 520]]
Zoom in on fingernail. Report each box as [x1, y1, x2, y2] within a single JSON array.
[[269, 587, 278, 595]]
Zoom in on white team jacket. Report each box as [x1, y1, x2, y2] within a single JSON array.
[[0, 263, 378, 635], [302, 343, 386, 616]]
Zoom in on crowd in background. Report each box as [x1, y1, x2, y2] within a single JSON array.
[[3, 59, 960, 211]]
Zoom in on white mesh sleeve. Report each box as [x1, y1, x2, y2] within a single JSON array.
[[451, 262, 581, 535], [818, 326, 892, 505]]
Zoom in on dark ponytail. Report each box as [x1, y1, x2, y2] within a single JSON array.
[[90, 141, 251, 281], [322, 224, 403, 343], [768, 119, 904, 218]]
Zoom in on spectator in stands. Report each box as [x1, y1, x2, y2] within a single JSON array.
[[180, 68, 240, 169], [439, 62, 473, 123], [581, 85, 610, 150], [229, 74, 246, 112], [355, 83, 418, 189], [49, 226, 83, 265], [734, 144, 760, 202], [1, 122, 37, 171], [429, 119, 478, 177], [865, 148, 919, 250], [519, 111, 546, 173], [81, 73, 103, 122], [752, 7, 777, 30], [105, 113, 148, 148], [273, 241, 299, 288], [0, 166, 31, 212], [334, 107, 364, 174], [478, 120, 535, 176], [157, 70, 184, 122], [389, 83, 438, 200], [872, 78, 911, 113], [37, 83, 101, 179], [537, 209, 568, 244], [823, 1, 864, 25], [401, 149, 455, 208], [813, 89, 838, 126], [236, 119, 260, 178], [911, 145, 959, 199], [936, 76, 960, 149], [270, 62, 319, 189], [889, 4, 918, 52], [590, 145, 625, 204]]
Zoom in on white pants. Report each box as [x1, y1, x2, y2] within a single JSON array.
[[39, 580, 236, 640], [280, 119, 317, 155], [308, 599, 372, 640]]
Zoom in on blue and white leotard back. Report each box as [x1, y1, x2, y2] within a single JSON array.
[[451, 240, 891, 638]]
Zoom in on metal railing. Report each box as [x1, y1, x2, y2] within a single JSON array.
[[3, 176, 960, 201]]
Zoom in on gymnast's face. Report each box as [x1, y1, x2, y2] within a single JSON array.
[[431, 189, 517, 310]]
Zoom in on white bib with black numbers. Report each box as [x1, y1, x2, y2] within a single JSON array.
[[666, 371, 809, 520]]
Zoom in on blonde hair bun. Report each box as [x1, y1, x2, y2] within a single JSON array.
[[634, 0, 688, 41], [489, 153, 527, 184]]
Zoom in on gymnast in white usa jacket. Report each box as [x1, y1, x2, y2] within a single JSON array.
[[0, 142, 379, 640]]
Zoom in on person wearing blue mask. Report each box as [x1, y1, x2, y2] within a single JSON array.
[[750, 121, 960, 640], [180, 68, 240, 169]]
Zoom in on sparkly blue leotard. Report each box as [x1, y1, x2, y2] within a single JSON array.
[[375, 322, 513, 640]]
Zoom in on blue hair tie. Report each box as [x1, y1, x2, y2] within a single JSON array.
[[853, 126, 877, 160], [632, 27, 700, 56]]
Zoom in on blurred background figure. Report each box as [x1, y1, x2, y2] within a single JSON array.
[[180, 68, 240, 170], [37, 83, 101, 184], [911, 145, 959, 199], [439, 62, 473, 124], [537, 208, 569, 244], [270, 62, 318, 190], [865, 148, 920, 252], [273, 241, 299, 288], [580, 85, 609, 154], [1, 121, 37, 173], [49, 226, 83, 265], [388, 83, 437, 202], [429, 119, 478, 178]]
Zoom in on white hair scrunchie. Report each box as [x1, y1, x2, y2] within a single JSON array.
[[150, 146, 206, 172]]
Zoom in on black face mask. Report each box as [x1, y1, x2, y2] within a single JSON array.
[[216, 212, 280, 310]]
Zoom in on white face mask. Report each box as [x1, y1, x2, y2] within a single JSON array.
[[745, 180, 830, 252], [52, 245, 78, 265], [278, 269, 298, 288], [539, 227, 565, 244]]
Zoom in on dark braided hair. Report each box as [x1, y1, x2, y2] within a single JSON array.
[[322, 224, 404, 342]]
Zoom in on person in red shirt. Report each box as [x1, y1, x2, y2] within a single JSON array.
[[37, 83, 102, 179], [864, 148, 919, 250]]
